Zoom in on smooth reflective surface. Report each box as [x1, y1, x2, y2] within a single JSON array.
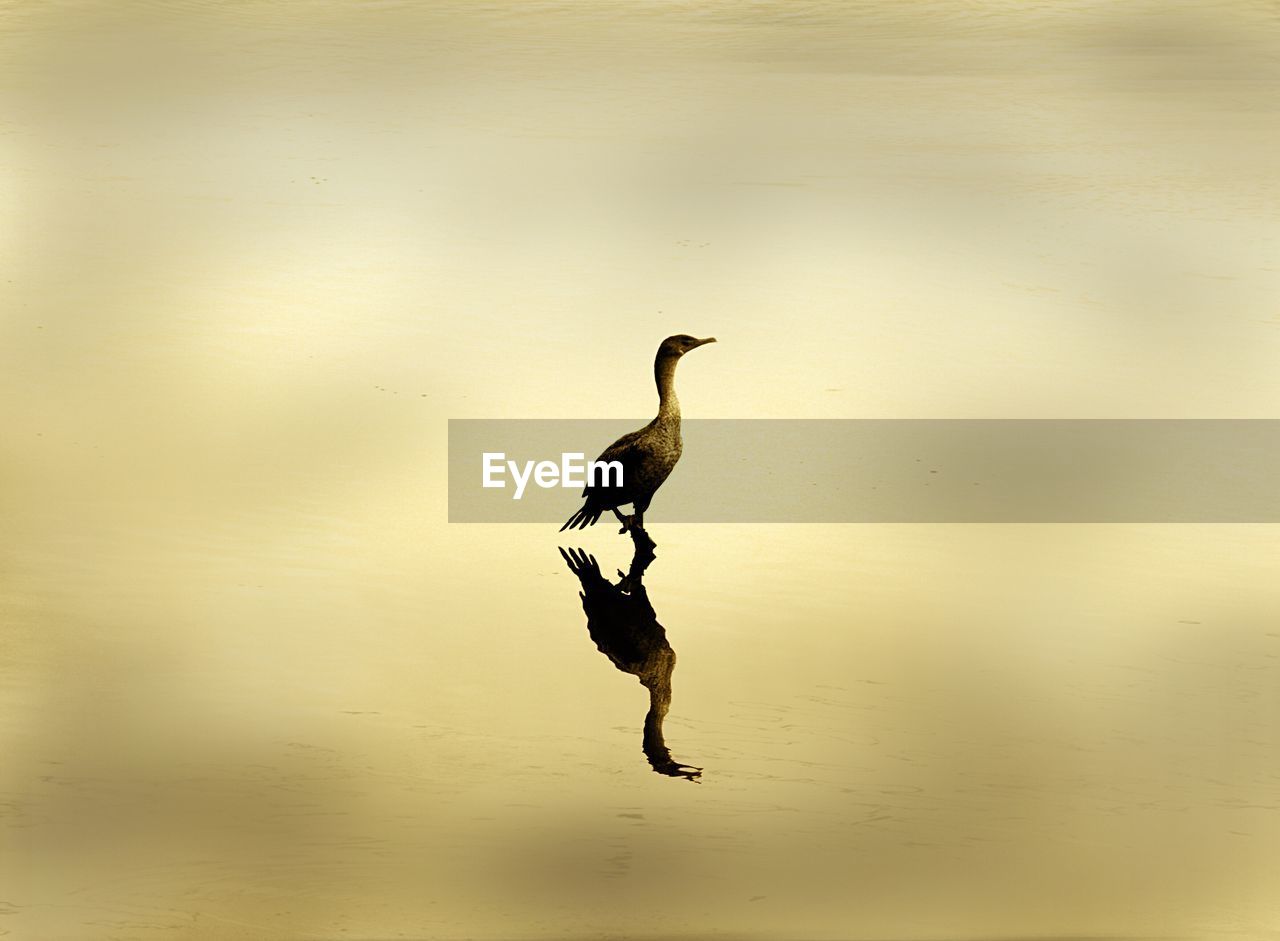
[[3, 2, 1280, 939]]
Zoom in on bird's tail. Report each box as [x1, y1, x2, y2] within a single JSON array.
[[559, 502, 602, 532]]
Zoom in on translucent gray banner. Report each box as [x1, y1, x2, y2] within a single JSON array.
[[448, 420, 1280, 523]]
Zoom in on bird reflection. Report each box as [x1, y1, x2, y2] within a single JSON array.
[[559, 537, 703, 782]]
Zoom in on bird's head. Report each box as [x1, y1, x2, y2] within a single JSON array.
[[658, 335, 717, 359]]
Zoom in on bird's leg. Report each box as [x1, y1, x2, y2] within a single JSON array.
[[613, 507, 635, 534]]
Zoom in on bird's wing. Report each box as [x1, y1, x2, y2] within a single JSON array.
[[580, 427, 650, 499], [596, 427, 648, 464]]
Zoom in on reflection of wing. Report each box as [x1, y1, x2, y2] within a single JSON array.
[[559, 545, 660, 672], [558, 547, 608, 592]]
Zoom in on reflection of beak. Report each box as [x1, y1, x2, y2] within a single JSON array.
[[693, 337, 717, 348]]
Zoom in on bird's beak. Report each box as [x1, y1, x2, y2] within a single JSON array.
[[693, 337, 717, 348]]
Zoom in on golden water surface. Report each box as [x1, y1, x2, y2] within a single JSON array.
[[3, 2, 1279, 938]]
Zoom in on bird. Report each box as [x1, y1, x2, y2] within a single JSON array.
[[559, 544, 702, 781], [559, 334, 715, 539]]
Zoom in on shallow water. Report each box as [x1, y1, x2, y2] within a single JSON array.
[[7, 512, 1280, 938], [3, 2, 1280, 938]]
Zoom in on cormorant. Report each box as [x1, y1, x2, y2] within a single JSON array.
[[559, 334, 715, 539], [559, 539, 702, 781]]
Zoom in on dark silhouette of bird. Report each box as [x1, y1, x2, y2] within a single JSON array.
[[559, 538, 702, 781], [560, 334, 715, 540]]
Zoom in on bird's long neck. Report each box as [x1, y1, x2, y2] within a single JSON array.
[[654, 354, 681, 423]]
